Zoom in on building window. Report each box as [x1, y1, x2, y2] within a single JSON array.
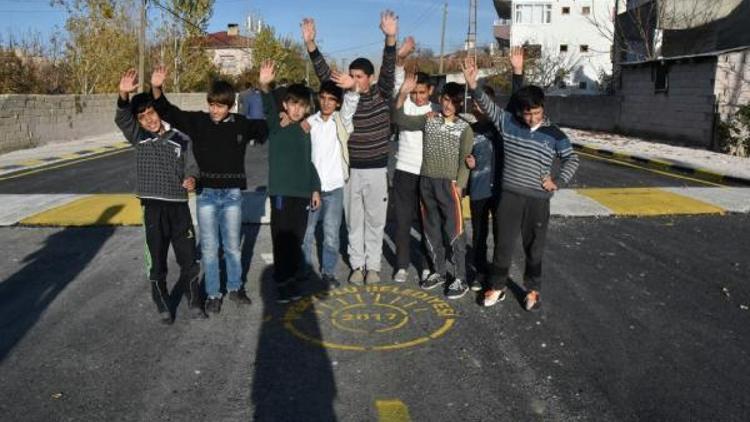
[[562, 7, 570, 15], [580, 44, 589, 53], [578, 81, 588, 90], [560, 44, 568, 53], [582, 6, 591, 16], [654, 62, 669, 93], [515, 4, 552, 24]]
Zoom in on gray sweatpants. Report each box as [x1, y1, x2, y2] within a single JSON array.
[[344, 168, 389, 271]]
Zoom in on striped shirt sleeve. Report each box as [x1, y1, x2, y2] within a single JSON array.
[[555, 136, 580, 185], [470, 86, 506, 132]]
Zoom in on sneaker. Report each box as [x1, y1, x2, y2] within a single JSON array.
[[393, 269, 408, 283], [445, 278, 469, 299], [228, 290, 253, 305], [524, 290, 541, 312], [349, 268, 365, 286], [365, 270, 381, 284], [205, 297, 222, 314], [482, 289, 506, 307], [469, 278, 483, 292], [420, 269, 431, 282], [322, 273, 340, 290], [187, 304, 208, 320], [420, 273, 445, 290], [150, 281, 173, 325], [277, 282, 303, 304]]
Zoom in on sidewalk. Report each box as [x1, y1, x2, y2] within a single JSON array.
[[0, 130, 749, 226]]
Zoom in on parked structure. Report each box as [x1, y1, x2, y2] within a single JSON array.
[[493, 0, 616, 94]]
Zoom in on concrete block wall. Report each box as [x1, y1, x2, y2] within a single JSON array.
[[618, 61, 717, 147], [0, 93, 207, 154]]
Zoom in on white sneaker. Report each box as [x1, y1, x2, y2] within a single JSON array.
[[394, 269, 408, 283], [420, 269, 431, 281]]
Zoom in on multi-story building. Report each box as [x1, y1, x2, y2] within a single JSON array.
[[201, 24, 253, 76], [493, 0, 616, 94]]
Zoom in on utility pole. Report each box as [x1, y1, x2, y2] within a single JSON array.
[[138, 0, 147, 93], [439, 2, 447, 74], [465, 0, 477, 110]]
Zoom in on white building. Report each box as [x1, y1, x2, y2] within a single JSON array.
[[202, 24, 254, 76], [493, 0, 615, 94]]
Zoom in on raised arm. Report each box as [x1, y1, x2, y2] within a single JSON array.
[[114, 68, 142, 144], [376, 10, 398, 98], [302, 18, 332, 83], [150, 65, 197, 132], [464, 56, 504, 128], [393, 36, 415, 96], [331, 71, 360, 134], [258, 60, 281, 131]]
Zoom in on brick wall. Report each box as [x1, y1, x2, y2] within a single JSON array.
[[0, 93, 207, 154]]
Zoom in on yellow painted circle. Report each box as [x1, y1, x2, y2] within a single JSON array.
[[282, 285, 458, 351]]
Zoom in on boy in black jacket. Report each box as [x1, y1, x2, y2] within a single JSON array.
[[150, 66, 268, 315], [114, 68, 205, 324]]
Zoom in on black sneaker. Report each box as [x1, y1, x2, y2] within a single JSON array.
[[151, 280, 173, 325], [445, 278, 469, 299], [469, 278, 483, 292], [228, 290, 253, 305], [205, 297, 222, 314], [420, 273, 445, 290], [322, 273, 340, 290]]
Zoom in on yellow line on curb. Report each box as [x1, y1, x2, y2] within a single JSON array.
[[20, 194, 142, 226], [376, 400, 411, 422], [0, 148, 130, 182], [577, 187, 725, 216]]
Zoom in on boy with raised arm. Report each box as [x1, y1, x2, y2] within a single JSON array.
[[462, 55, 579, 310], [114, 69, 205, 324], [300, 77, 360, 290], [151, 67, 268, 315], [301, 11, 397, 285], [258, 60, 322, 303], [393, 76, 474, 300]]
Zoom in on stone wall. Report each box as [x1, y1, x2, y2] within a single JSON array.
[[0, 93, 206, 154]]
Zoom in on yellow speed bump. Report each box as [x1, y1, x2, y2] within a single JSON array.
[[376, 400, 411, 422], [578, 187, 725, 216], [20, 194, 143, 226]]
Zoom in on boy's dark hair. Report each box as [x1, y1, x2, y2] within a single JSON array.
[[416, 72, 433, 87], [482, 85, 496, 98], [441, 82, 464, 111], [207, 79, 236, 107], [349, 57, 375, 76], [319, 80, 343, 103], [130, 92, 156, 117], [513, 85, 545, 111], [283, 83, 312, 105]]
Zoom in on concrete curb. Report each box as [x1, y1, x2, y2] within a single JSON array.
[[572, 141, 750, 186]]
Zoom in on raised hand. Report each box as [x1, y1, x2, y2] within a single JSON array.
[[380, 9, 398, 38], [259, 59, 276, 88], [301, 18, 316, 47], [119, 68, 138, 94], [399, 72, 417, 96], [397, 36, 415, 60], [151, 64, 167, 88], [331, 70, 356, 90], [461, 56, 479, 90], [510, 46, 524, 75]]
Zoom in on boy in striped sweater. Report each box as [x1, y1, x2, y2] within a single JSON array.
[[302, 11, 397, 285], [462, 56, 579, 311]]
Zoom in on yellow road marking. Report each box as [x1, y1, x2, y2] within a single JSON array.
[[376, 400, 411, 422], [20, 194, 143, 226], [0, 148, 130, 182], [577, 187, 725, 216], [18, 159, 45, 167]]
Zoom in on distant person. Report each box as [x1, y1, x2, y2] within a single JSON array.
[[114, 68, 205, 324], [393, 77, 474, 300], [258, 59, 321, 303], [300, 79, 360, 290], [463, 47, 525, 293], [463, 54, 579, 310], [150, 66, 268, 315], [302, 11, 398, 285]]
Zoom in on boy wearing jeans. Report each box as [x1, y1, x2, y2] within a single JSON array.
[[301, 80, 359, 289], [114, 68, 205, 323], [463, 56, 579, 310], [150, 66, 268, 315]]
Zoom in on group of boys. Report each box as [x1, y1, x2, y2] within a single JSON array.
[[115, 9, 578, 324]]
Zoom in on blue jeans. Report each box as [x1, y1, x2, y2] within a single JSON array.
[[302, 188, 343, 276], [197, 188, 243, 298]]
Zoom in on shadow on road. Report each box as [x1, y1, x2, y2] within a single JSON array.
[[0, 206, 120, 362], [251, 266, 337, 421]]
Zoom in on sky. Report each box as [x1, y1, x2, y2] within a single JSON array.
[[0, 0, 498, 60]]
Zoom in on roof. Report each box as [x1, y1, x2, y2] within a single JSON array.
[[200, 31, 254, 49], [621, 45, 750, 66]]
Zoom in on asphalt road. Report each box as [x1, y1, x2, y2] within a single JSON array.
[[0, 214, 748, 421]]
